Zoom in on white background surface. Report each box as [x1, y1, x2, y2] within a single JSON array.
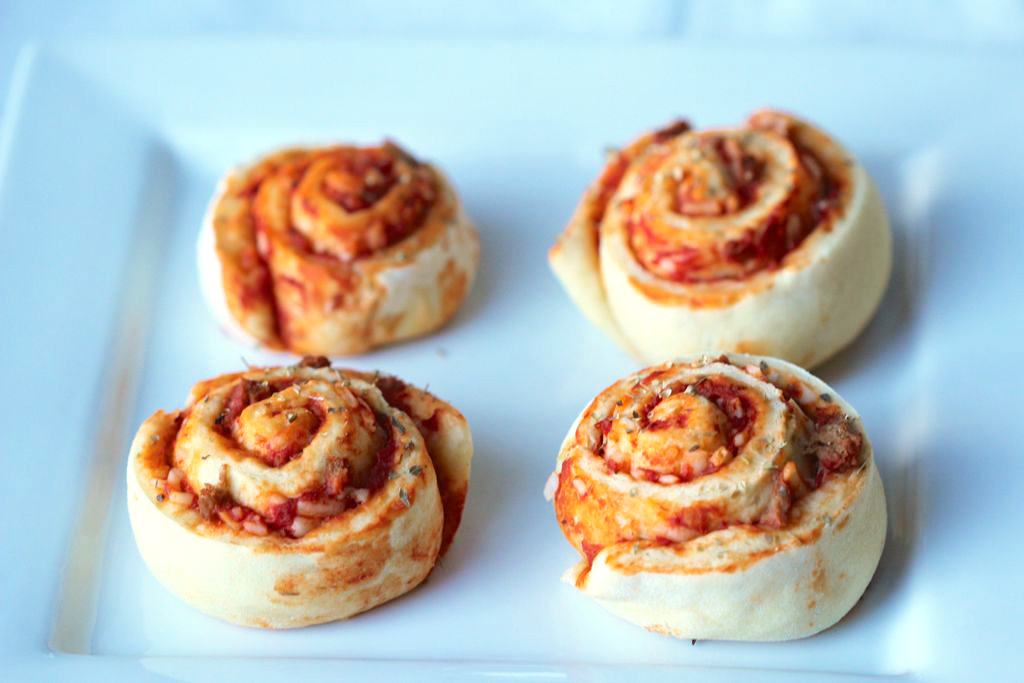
[[3, 0, 1024, 107], [1, 4, 1023, 683]]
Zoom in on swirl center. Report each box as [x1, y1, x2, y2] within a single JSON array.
[[235, 396, 321, 467], [310, 150, 397, 213], [671, 135, 763, 217], [275, 145, 436, 261], [606, 393, 732, 481]]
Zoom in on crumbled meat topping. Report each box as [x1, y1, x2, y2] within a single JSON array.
[[325, 456, 349, 497], [758, 472, 792, 529], [196, 466, 233, 521], [809, 416, 863, 475]]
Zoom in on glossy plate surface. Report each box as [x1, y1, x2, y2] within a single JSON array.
[[1, 40, 1020, 681]]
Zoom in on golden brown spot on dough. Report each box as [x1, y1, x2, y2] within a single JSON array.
[[574, 564, 592, 589], [320, 536, 392, 586], [703, 545, 785, 574], [836, 514, 851, 530], [610, 524, 825, 576], [410, 542, 433, 561], [375, 311, 405, 338], [803, 526, 824, 544], [138, 438, 168, 471], [625, 273, 776, 309], [807, 599, 817, 609], [342, 573, 408, 612], [810, 554, 828, 594], [250, 537, 304, 554], [645, 623, 681, 638], [734, 340, 771, 356], [137, 411, 182, 472], [274, 575, 303, 596], [266, 570, 429, 624], [437, 258, 469, 317]]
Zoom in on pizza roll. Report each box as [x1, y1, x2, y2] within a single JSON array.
[[547, 353, 886, 641], [199, 141, 479, 355], [126, 357, 472, 628], [549, 110, 891, 367]]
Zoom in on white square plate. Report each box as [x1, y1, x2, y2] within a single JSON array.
[[1, 40, 1020, 681]]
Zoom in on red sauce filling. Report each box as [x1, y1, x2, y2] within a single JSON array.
[[689, 378, 756, 446], [582, 541, 603, 564], [420, 410, 441, 433], [263, 497, 298, 530], [646, 411, 689, 431], [671, 504, 726, 535], [364, 436, 399, 492], [374, 374, 409, 402], [375, 374, 441, 434], [633, 467, 668, 483]]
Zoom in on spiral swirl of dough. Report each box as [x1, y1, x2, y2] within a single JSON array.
[[549, 110, 891, 367], [548, 353, 886, 641], [201, 142, 479, 355], [126, 358, 473, 628]]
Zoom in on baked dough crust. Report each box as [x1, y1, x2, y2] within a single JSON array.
[[549, 353, 886, 640], [549, 110, 891, 368], [199, 142, 479, 355], [126, 360, 472, 628]]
